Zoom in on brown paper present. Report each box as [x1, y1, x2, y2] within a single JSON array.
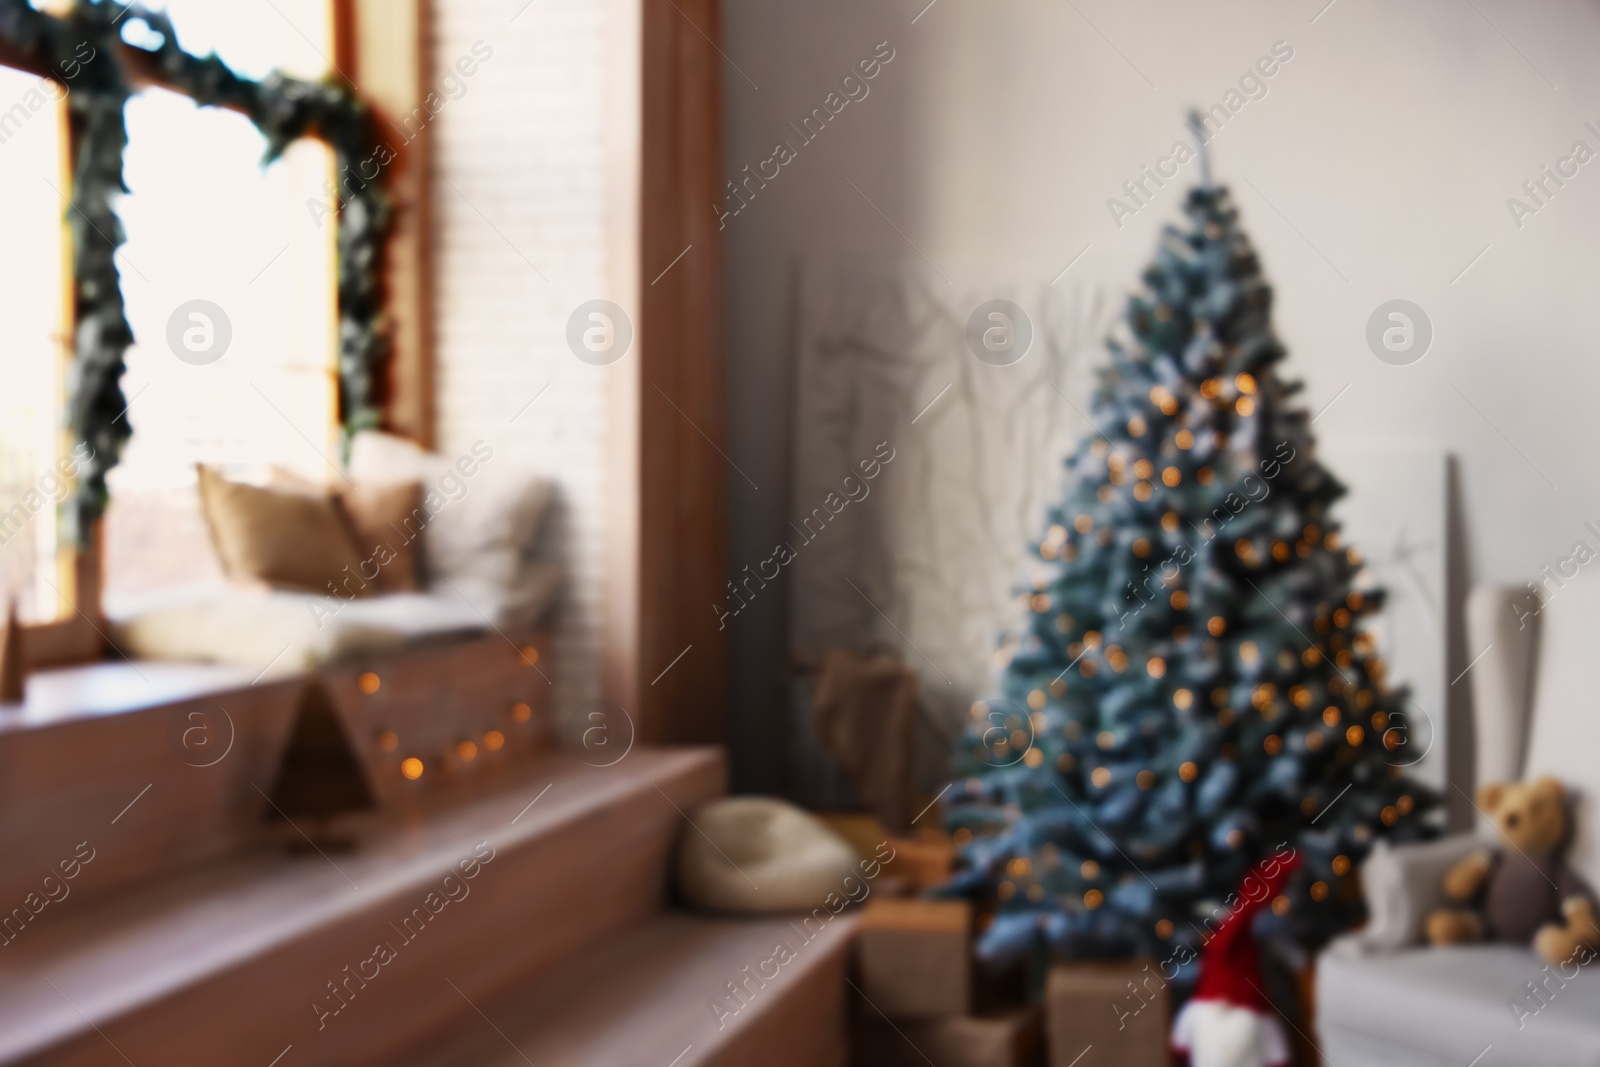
[[888, 830, 954, 891], [855, 898, 972, 1017], [1045, 960, 1170, 1067], [818, 814, 955, 893]]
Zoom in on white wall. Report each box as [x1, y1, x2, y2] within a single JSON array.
[[432, 0, 616, 731], [723, 0, 1600, 792]]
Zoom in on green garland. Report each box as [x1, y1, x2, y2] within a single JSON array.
[[0, 0, 393, 543]]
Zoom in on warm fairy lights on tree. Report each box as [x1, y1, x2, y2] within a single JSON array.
[[940, 143, 1437, 970]]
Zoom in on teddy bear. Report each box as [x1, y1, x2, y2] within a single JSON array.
[[1425, 777, 1599, 965]]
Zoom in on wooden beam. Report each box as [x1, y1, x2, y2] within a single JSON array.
[[629, 0, 727, 744], [602, 0, 644, 737]]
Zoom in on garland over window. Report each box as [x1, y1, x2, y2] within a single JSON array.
[[0, 0, 393, 543]]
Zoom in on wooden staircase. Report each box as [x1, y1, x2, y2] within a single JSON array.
[[399, 912, 855, 1067], [0, 663, 857, 1066]]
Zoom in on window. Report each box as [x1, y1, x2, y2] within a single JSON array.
[[0, 65, 71, 623], [102, 0, 337, 610]]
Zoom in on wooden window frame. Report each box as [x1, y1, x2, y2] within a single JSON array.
[[18, 0, 730, 755], [9, 0, 427, 671]]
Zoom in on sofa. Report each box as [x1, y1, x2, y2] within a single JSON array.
[[1316, 578, 1600, 1065]]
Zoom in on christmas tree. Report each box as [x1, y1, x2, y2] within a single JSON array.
[[941, 142, 1438, 971]]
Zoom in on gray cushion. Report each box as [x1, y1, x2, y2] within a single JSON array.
[[1350, 835, 1486, 953], [1318, 943, 1600, 1067]]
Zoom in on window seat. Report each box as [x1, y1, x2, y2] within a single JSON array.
[[0, 659, 260, 733], [105, 564, 561, 676]]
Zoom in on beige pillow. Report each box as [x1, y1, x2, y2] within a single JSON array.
[[196, 465, 370, 597], [267, 467, 425, 594], [335, 481, 424, 594]]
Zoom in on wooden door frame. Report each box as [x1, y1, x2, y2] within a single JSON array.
[[605, 0, 727, 746]]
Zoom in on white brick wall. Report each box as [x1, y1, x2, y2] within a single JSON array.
[[431, 0, 615, 732]]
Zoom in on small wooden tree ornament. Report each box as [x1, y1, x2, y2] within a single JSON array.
[[266, 681, 375, 850], [0, 597, 25, 705]]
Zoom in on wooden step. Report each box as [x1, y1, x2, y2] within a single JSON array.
[[0, 747, 724, 1066], [0, 661, 302, 911], [399, 910, 860, 1067], [0, 633, 555, 914]]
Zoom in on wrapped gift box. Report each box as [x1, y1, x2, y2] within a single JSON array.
[[855, 898, 972, 1017], [1045, 960, 1171, 1067]]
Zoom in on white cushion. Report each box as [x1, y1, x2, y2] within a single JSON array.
[[108, 581, 568, 675], [432, 562, 565, 630], [1319, 943, 1600, 1067], [1524, 569, 1600, 889], [347, 432, 552, 594], [108, 588, 480, 675]]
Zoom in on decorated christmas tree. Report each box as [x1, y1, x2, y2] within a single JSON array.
[[941, 141, 1438, 971]]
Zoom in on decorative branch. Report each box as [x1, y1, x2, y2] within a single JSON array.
[[0, 0, 394, 543]]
